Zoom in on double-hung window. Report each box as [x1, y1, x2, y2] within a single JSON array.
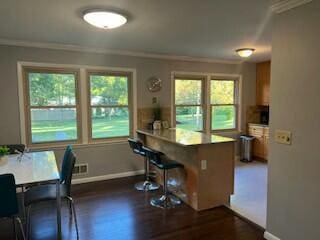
[[174, 77, 204, 131], [20, 64, 135, 147], [210, 79, 238, 131], [173, 73, 240, 133], [24, 68, 80, 145], [88, 71, 132, 141]]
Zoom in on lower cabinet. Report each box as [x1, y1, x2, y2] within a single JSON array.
[[248, 125, 269, 161], [253, 135, 265, 159]]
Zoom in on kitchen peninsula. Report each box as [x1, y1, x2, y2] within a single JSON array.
[[137, 128, 235, 211]]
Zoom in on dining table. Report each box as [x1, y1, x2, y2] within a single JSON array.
[[0, 150, 62, 240]]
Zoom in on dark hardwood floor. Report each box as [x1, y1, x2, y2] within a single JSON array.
[[0, 176, 265, 240]]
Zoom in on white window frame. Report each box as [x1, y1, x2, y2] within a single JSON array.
[[173, 75, 206, 132], [87, 70, 134, 143], [210, 78, 240, 133], [171, 71, 242, 134], [17, 62, 137, 148]]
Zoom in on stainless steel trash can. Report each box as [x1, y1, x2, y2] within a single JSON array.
[[240, 135, 255, 162]]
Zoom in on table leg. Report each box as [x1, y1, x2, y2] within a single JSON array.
[[21, 186, 26, 220], [56, 180, 61, 240]]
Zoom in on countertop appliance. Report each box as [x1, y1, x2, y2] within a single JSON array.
[[260, 109, 269, 125]]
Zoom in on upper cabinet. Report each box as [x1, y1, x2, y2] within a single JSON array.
[[256, 61, 271, 106]]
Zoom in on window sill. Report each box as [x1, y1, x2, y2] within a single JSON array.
[[210, 130, 241, 135], [29, 140, 129, 151]]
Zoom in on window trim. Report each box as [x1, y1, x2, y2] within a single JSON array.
[[17, 62, 137, 148], [171, 71, 242, 134], [86, 70, 133, 143], [173, 75, 206, 132], [22, 67, 82, 147], [210, 78, 239, 133]]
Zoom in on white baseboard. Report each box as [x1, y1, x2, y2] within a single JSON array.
[[264, 231, 281, 240], [72, 169, 145, 185]]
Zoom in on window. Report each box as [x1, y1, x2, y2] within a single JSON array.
[[88, 71, 132, 140], [174, 77, 204, 131], [210, 80, 237, 131], [20, 64, 136, 147], [24, 68, 80, 144], [172, 73, 240, 133]]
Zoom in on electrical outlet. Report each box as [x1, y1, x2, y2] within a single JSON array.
[[201, 160, 207, 170], [275, 130, 292, 145]]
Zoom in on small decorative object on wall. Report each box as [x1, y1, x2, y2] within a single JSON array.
[[162, 121, 169, 129], [146, 76, 162, 92], [153, 120, 162, 130]]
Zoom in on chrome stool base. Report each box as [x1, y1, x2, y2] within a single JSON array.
[[150, 194, 181, 209], [135, 181, 160, 191]]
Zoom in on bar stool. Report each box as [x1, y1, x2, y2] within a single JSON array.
[[128, 138, 160, 191], [142, 146, 184, 209]]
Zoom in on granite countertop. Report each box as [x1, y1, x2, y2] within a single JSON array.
[[248, 123, 269, 128], [137, 128, 235, 146]]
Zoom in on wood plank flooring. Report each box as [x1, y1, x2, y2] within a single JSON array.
[[0, 176, 265, 240]]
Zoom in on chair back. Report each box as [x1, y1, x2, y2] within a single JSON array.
[[128, 138, 144, 155], [60, 145, 73, 184], [0, 144, 26, 154], [61, 150, 76, 195], [142, 146, 162, 164], [0, 174, 18, 218]]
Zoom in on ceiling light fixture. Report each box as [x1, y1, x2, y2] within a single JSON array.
[[83, 10, 127, 29], [236, 48, 255, 58]]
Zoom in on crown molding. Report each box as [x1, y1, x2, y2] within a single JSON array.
[[271, 0, 312, 13], [0, 38, 240, 65]]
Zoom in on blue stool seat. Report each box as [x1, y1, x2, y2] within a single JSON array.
[[150, 156, 183, 170]]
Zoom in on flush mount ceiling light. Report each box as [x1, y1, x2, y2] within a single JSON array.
[[83, 10, 127, 29], [236, 48, 255, 58]]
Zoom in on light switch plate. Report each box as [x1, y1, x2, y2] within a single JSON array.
[[275, 130, 292, 145]]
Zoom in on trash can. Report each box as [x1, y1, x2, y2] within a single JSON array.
[[240, 135, 255, 162]]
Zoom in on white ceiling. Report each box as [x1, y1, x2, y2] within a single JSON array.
[[0, 0, 273, 62]]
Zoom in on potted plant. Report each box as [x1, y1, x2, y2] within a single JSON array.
[[0, 146, 10, 162]]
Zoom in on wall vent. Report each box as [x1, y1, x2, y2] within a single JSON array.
[[73, 163, 88, 175]]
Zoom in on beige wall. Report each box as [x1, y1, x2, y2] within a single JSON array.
[[0, 45, 255, 179], [267, 1, 320, 239]]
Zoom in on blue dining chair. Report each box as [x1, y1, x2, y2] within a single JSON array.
[[24, 146, 79, 239], [0, 174, 26, 240]]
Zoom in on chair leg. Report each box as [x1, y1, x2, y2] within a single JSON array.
[[67, 197, 79, 239], [134, 156, 160, 191], [12, 217, 17, 240], [15, 217, 26, 240], [69, 200, 73, 218], [145, 156, 150, 181], [150, 169, 181, 209], [26, 206, 31, 240]]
